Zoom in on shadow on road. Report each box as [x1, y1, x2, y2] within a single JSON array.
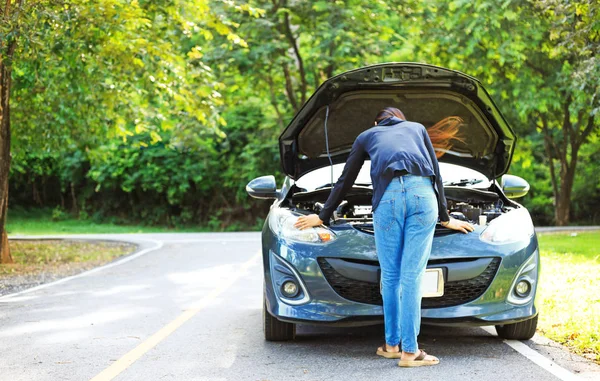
[[261, 323, 504, 360]]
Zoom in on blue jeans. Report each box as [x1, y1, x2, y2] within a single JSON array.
[[373, 174, 438, 353]]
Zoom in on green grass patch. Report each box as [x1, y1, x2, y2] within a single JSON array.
[[537, 231, 600, 362], [5, 208, 213, 235], [0, 240, 136, 277]]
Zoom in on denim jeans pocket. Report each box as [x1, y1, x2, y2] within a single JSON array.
[[413, 193, 438, 227], [374, 198, 395, 232]]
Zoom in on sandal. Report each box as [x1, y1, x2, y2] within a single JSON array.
[[398, 349, 440, 367], [376, 343, 402, 359]]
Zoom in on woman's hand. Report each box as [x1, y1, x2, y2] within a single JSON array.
[[440, 217, 475, 234], [294, 214, 324, 230]]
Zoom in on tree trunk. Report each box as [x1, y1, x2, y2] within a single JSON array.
[[554, 166, 574, 226], [538, 97, 599, 227], [0, 76, 13, 263], [0, 229, 10, 264], [0, 66, 12, 262], [0, 0, 19, 264], [70, 182, 78, 214]]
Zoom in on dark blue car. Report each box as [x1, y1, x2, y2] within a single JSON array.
[[247, 63, 539, 341]]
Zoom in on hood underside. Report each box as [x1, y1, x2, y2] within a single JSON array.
[[279, 63, 516, 180]]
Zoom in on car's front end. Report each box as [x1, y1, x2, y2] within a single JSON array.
[[248, 63, 540, 341], [261, 174, 538, 331]]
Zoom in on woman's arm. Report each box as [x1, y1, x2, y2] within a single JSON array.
[[294, 137, 366, 229]]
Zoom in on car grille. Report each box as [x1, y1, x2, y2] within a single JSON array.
[[317, 257, 501, 308]]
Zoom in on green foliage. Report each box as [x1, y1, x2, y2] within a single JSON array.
[[571, 134, 600, 224], [51, 206, 68, 222], [87, 133, 216, 225], [11, 0, 232, 155], [9, 129, 271, 228], [219, 100, 280, 202], [5, 0, 600, 228], [7, 0, 270, 229], [412, 0, 596, 129], [508, 136, 555, 225], [208, 0, 408, 120], [410, 0, 599, 224]]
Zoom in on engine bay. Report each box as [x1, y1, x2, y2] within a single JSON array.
[[287, 185, 515, 227]]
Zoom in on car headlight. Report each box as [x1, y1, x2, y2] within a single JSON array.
[[480, 207, 534, 244], [269, 209, 336, 243]]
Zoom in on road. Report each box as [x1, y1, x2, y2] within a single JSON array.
[[0, 232, 598, 381]]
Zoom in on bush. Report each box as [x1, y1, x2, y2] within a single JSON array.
[[9, 128, 273, 230]]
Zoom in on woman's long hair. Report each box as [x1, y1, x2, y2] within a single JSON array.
[[374, 107, 464, 158], [426, 116, 464, 158]]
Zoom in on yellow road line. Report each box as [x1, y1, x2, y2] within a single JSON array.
[[90, 251, 261, 381]]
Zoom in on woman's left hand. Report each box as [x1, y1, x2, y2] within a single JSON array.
[[294, 214, 324, 230]]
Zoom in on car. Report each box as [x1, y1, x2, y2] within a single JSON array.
[[247, 62, 539, 342]]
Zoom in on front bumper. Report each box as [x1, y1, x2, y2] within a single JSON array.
[[262, 222, 539, 327]]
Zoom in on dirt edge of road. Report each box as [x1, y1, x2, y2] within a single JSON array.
[[1, 238, 138, 296]]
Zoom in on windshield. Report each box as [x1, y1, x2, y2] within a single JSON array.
[[294, 162, 491, 192]]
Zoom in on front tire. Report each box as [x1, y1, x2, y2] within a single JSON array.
[[495, 315, 538, 340], [263, 301, 296, 341]]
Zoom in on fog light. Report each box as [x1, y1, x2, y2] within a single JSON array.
[[515, 280, 531, 297], [282, 281, 299, 297]]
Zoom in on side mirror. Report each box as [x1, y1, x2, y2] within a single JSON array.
[[501, 174, 530, 199], [246, 175, 278, 199]]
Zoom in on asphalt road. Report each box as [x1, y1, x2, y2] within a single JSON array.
[[1, 232, 598, 381]]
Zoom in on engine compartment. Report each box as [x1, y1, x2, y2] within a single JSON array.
[[287, 184, 515, 227]]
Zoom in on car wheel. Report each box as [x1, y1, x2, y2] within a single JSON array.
[[495, 315, 538, 340], [263, 300, 296, 341]]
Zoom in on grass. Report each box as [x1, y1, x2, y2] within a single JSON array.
[[5, 208, 211, 235], [0, 240, 136, 282], [537, 231, 600, 362]]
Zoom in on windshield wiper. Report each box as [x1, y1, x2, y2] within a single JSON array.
[[443, 178, 483, 186]]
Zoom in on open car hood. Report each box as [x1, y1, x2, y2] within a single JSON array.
[[279, 63, 516, 180]]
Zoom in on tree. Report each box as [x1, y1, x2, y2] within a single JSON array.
[[210, 0, 408, 116], [1, 0, 253, 262], [413, 0, 599, 225], [200, 0, 411, 221], [535, 0, 599, 226], [0, 0, 25, 264]]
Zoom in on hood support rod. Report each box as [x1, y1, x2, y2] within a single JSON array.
[[324, 105, 336, 222]]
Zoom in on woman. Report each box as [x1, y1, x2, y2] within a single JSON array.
[[294, 107, 474, 367]]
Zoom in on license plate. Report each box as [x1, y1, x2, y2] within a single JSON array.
[[422, 268, 444, 297], [377, 268, 444, 297]]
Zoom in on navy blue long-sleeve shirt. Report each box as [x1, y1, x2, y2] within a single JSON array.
[[317, 116, 450, 224]]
